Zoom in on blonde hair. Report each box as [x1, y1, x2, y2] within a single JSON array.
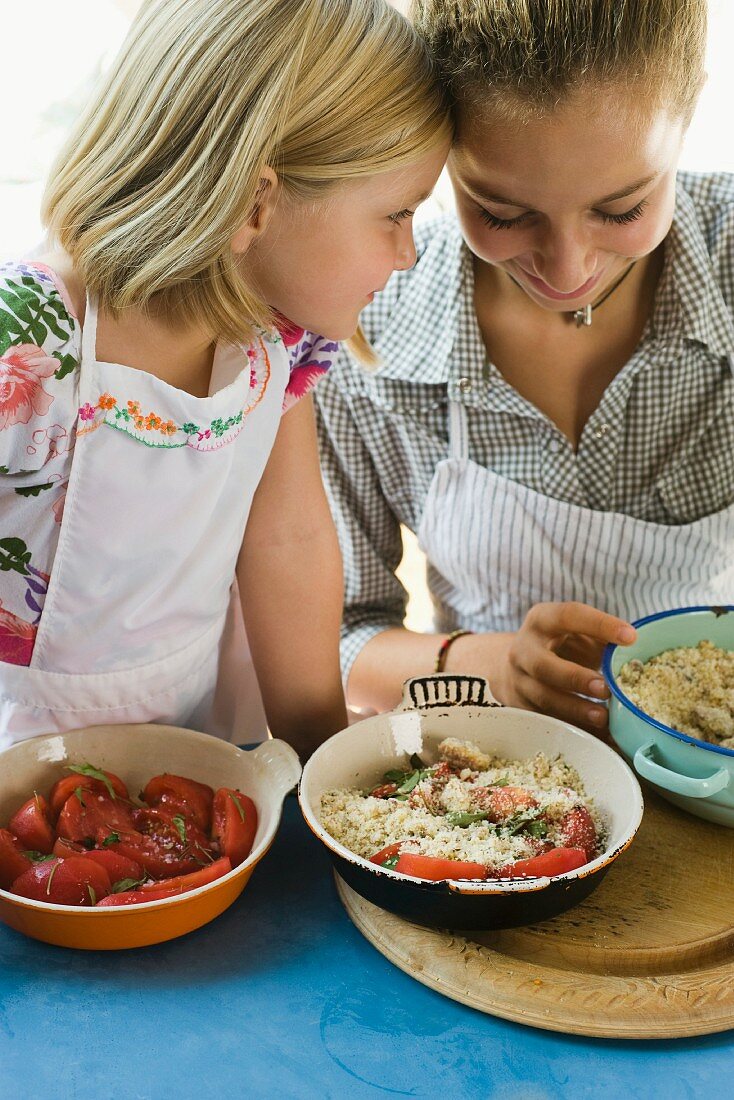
[[42, 0, 451, 352], [411, 0, 706, 123]]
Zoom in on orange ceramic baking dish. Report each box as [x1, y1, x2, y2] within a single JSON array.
[[0, 723, 301, 950]]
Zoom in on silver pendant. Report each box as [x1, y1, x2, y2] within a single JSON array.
[[573, 304, 593, 327]]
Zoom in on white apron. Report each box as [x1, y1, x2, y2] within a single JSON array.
[[0, 300, 288, 749], [417, 374, 734, 635]]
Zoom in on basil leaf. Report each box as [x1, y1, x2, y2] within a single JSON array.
[[398, 770, 422, 796], [74, 786, 86, 807], [227, 793, 246, 823], [526, 820, 549, 839], [102, 832, 120, 847], [172, 814, 187, 844], [111, 877, 146, 893], [445, 811, 490, 828], [383, 769, 408, 783], [67, 763, 116, 800], [22, 850, 56, 863], [87, 885, 96, 905], [504, 809, 542, 836], [409, 753, 426, 770], [381, 855, 400, 869]]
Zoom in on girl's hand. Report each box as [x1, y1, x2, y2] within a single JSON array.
[[449, 602, 636, 734]]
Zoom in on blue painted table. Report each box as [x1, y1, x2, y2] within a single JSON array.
[[0, 791, 731, 1100]]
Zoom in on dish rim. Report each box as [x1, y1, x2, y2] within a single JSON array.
[[299, 705, 644, 895], [603, 604, 734, 759]]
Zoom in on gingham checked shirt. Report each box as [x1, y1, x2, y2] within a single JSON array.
[[315, 172, 734, 679]]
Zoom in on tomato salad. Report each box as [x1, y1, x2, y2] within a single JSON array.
[[320, 738, 604, 883], [0, 764, 257, 906]]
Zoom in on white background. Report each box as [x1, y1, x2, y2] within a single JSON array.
[[0, 0, 732, 254]]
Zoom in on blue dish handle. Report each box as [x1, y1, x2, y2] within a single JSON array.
[[633, 741, 730, 799]]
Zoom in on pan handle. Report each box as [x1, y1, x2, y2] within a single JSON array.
[[633, 741, 730, 799], [399, 674, 502, 711]]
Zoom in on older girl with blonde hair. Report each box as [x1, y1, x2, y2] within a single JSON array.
[[316, 0, 734, 731], [0, 0, 451, 754]]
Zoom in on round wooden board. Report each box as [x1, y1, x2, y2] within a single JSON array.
[[335, 788, 734, 1039]]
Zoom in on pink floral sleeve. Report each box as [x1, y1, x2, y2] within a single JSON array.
[[275, 317, 339, 414], [0, 261, 81, 665]]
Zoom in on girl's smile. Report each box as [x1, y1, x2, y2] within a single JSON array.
[[449, 90, 685, 316]]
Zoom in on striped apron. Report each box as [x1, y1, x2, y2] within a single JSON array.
[[417, 371, 734, 634]]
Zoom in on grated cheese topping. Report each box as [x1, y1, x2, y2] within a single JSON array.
[[619, 640, 734, 748], [319, 737, 605, 870]]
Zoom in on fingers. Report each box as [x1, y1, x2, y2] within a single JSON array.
[[527, 602, 636, 646], [510, 677, 609, 735], [528, 649, 610, 701]]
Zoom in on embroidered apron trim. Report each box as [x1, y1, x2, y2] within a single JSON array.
[[76, 337, 271, 450]]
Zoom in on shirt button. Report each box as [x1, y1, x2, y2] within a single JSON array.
[[594, 423, 611, 439], [457, 377, 472, 393]]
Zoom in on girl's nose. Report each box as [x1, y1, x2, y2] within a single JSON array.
[[533, 229, 597, 293], [395, 227, 417, 272]]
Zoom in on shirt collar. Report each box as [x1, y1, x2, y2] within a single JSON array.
[[369, 215, 465, 384], [366, 182, 734, 386], [651, 181, 734, 358]]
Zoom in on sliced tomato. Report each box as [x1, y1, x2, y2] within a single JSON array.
[[56, 790, 136, 844], [369, 783, 398, 799], [96, 888, 174, 907], [49, 770, 128, 816], [133, 807, 213, 858], [369, 842, 403, 867], [394, 853, 488, 881], [495, 847, 588, 879], [101, 809, 213, 879], [51, 841, 145, 884], [211, 789, 257, 868], [137, 856, 231, 895], [142, 774, 214, 832], [53, 837, 86, 858], [8, 794, 56, 853], [12, 856, 111, 906], [0, 828, 32, 889]]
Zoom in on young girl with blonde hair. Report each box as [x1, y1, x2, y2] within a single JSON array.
[[316, 0, 734, 731], [0, 0, 451, 754]]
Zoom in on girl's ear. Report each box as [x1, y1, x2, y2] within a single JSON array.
[[231, 166, 280, 254]]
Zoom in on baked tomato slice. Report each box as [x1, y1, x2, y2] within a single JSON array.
[[211, 789, 257, 868], [496, 847, 588, 879], [8, 794, 56, 853], [369, 842, 403, 868], [559, 807, 598, 861], [394, 853, 488, 881], [12, 856, 111, 906], [0, 828, 32, 889], [56, 790, 136, 844], [49, 768, 128, 816], [141, 774, 214, 832]]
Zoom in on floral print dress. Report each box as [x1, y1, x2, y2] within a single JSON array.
[[0, 260, 337, 667]]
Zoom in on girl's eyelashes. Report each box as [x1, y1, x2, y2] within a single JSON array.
[[477, 206, 527, 230], [597, 198, 649, 225], [388, 208, 415, 223], [476, 197, 650, 230]]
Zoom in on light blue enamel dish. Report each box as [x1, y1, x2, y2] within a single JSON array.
[[603, 606, 734, 827]]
